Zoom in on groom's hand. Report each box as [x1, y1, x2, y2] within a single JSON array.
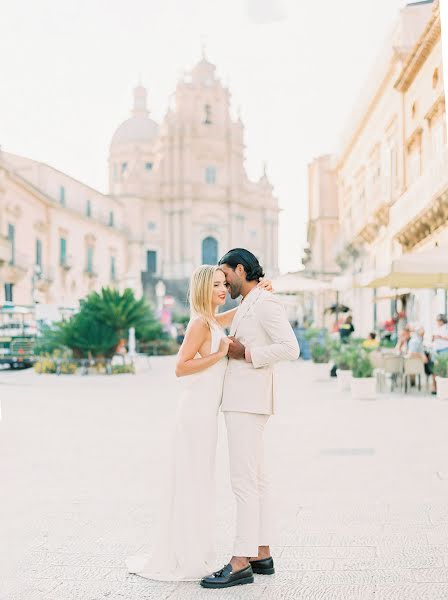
[[227, 336, 246, 360]]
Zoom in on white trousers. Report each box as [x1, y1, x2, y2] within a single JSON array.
[[224, 411, 272, 557]]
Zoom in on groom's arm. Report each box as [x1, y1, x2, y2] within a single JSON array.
[[248, 297, 300, 368]]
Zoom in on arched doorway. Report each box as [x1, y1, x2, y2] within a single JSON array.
[[202, 236, 218, 265]]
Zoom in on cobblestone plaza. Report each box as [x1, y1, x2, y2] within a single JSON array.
[[1, 358, 448, 600]]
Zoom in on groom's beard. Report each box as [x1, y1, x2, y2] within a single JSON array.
[[228, 284, 241, 299]]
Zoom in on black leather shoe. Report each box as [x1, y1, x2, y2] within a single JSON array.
[[200, 563, 254, 588], [250, 556, 275, 575]]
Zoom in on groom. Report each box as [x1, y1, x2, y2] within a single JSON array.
[[200, 248, 300, 589]]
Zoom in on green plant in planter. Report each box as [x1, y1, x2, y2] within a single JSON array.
[[311, 342, 330, 364], [351, 351, 374, 378], [434, 354, 448, 378], [303, 327, 322, 341], [335, 346, 356, 371]]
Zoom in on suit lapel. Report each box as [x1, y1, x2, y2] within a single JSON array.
[[230, 288, 263, 337]]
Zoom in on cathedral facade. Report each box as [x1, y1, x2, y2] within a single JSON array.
[[0, 57, 279, 310]]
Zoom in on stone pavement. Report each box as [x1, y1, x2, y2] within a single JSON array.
[[1, 358, 448, 600]]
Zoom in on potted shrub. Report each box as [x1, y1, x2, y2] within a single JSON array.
[[350, 350, 376, 400], [310, 342, 331, 380], [335, 346, 355, 391], [434, 354, 448, 400]]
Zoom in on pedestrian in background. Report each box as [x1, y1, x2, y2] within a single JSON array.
[[362, 332, 379, 350], [432, 314, 448, 355], [395, 326, 410, 355], [339, 315, 354, 343]]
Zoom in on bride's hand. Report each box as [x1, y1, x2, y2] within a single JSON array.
[[218, 336, 233, 357], [258, 277, 274, 292]]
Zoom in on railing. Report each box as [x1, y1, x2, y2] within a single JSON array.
[[389, 149, 448, 236], [60, 254, 74, 270], [0, 235, 11, 260], [7, 252, 28, 272]]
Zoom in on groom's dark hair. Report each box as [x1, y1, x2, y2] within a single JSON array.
[[218, 248, 265, 282]]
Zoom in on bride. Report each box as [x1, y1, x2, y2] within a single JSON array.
[[126, 265, 271, 581]]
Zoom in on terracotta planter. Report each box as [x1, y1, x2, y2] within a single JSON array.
[[436, 376, 448, 400], [337, 369, 352, 391], [351, 377, 376, 400]]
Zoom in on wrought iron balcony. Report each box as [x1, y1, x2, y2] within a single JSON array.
[[389, 149, 448, 250]]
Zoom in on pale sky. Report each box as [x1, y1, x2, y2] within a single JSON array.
[[0, 0, 404, 273]]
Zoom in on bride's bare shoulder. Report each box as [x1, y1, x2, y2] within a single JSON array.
[[186, 316, 209, 333]]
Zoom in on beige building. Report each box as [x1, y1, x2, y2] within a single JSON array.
[[0, 56, 279, 310], [304, 155, 339, 279], [306, 0, 447, 336]]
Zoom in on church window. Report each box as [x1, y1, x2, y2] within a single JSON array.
[[145, 162, 153, 171], [121, 162, 128, 173], [35, 239, 42, 269], [59, 237, 67, 266], [204, 104, 212, 124], [202, 236, 218, 265], [147, 221, 157, 231], [205, 166, 216, 184], [4, 283, 13, 303], [7, 223, 15, 265], [146, 250, 157, 274], [110, 256, 116, 281], [86, 200, 92, 218], [86, 245, 94, 273], [109, 211, 114, 227], [59, 185, 66, 206]]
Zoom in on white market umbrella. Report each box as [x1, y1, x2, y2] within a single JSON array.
[[272, 272, 332, 294], [364, 247, 448, 289]]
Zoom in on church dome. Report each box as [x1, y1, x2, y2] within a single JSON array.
[[110, 85, 159, 149]]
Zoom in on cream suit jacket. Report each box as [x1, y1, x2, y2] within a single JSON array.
[[221, 287, 300, 415]]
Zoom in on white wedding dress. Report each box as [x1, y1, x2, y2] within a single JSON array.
[[126, 322, 227, 581]]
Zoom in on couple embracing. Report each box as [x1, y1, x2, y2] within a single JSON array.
[[126, 248, 300, 589]]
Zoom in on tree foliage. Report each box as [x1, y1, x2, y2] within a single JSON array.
[[36, 287, 164, 358]]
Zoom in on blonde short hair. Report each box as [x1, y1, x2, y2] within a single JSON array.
[[188, 265, 222, 327]]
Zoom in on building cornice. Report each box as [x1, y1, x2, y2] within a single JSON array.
[[394, 3, 441, 93], [0, 162, 125, 237]]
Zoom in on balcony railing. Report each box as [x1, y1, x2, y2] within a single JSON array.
[[0, 235, 11, 264], [34, 266, 55, 291], [2, 252, 28, 283], [389, 148, 448, 237], [60, 254, 74, 271]]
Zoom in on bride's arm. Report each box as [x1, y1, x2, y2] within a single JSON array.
[[215, 278, 274, 329], [175, 319, 230, 377]]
